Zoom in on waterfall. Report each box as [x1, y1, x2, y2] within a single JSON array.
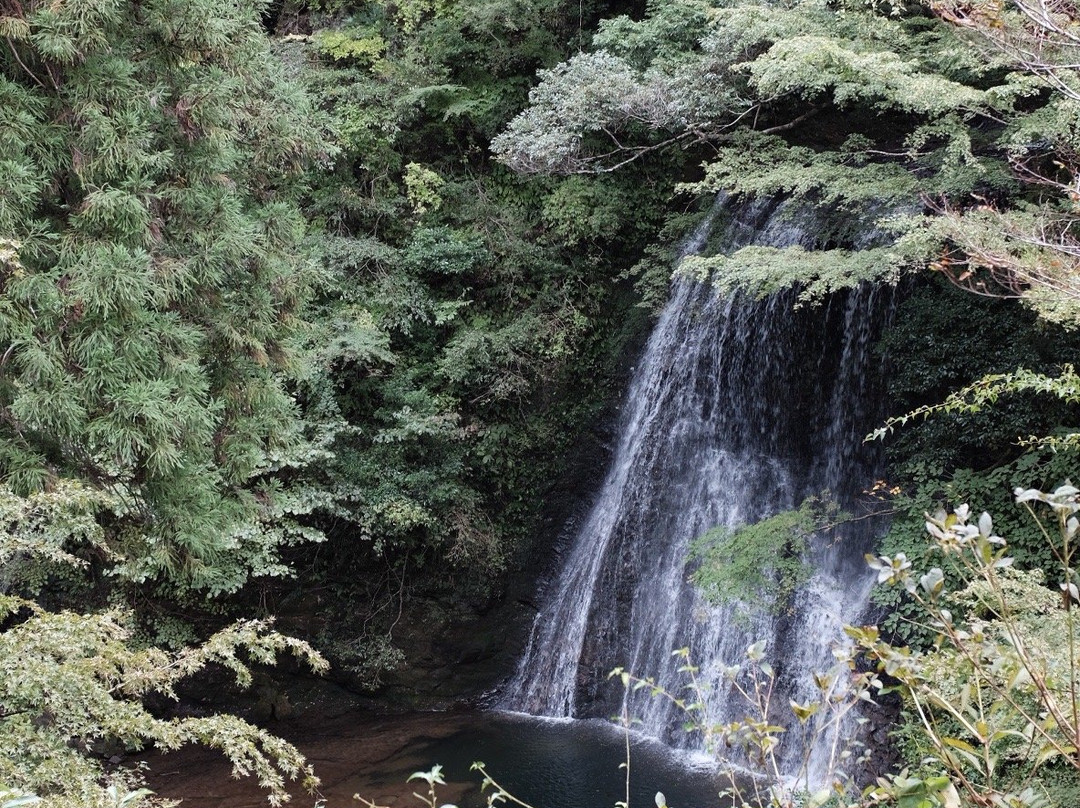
[[500, 196, 894, 781]]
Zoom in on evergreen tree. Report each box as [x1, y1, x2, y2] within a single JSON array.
[[0, 0, 326, 592], [488, 0, 1030, 301]]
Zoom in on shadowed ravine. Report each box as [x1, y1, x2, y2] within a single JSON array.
[[144, 198, 897, 805]]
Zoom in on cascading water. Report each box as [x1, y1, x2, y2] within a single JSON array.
[[500, 196, 895, 780]]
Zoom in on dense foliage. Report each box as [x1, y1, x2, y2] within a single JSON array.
[[276, 0, 687, 683], [491, 0, 1080, 321], [0, 0, 329, 595], [4, 0, 1080, 804], [1, 0, 675, 799], [690, 494, 844, 615]]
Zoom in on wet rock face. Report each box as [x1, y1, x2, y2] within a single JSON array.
[[374, 600, 522, 707], [853, 686, 903, 783], [253, 671, 295, 721]]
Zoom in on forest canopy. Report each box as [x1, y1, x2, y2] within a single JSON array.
[[494, 0, 1080, 324]]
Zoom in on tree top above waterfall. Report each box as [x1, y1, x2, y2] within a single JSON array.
[[492, 0, 1080, 327]]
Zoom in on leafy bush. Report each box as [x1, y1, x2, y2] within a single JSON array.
[[859, 486, 1080, 808], [691, 494, 845, 616], [0, 484, 327, 808]]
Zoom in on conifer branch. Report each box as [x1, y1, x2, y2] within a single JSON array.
[[4, 37, 44, 88]]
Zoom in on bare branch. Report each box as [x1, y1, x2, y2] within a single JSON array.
[[758, 103, 829, 135]]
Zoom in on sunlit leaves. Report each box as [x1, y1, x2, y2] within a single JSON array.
[[855, 491, 1080, 807], [0, 605, 325, 808]]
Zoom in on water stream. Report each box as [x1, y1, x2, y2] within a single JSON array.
[[501, 197, 894, 780]]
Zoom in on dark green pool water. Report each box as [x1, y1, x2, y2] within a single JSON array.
[[406, 711, 729, 808], [148, 707, 731, 808]]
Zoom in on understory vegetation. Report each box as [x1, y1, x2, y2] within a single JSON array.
[[3, 0, 1080, 805]]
